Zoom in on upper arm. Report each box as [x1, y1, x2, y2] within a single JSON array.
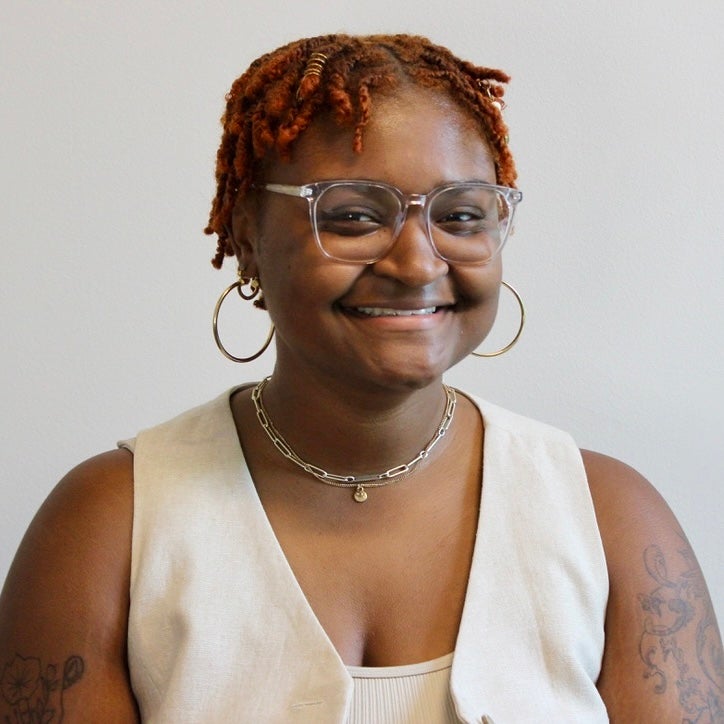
[[0, 449, 140, 722], [584, 450, 723, 722]]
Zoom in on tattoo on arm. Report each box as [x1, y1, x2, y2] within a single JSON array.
[[1, 653, 84, 723], [637, 540, 724, 722]]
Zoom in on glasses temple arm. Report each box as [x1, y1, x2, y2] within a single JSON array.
[[264, 183, 311, 198]]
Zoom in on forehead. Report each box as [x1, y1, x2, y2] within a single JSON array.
[[264, 87, 495, 189]]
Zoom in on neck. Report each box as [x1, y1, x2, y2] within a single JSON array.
[[256, 367, 452, 477]]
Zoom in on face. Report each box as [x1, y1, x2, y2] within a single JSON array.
[[233, 87, 503, 392]]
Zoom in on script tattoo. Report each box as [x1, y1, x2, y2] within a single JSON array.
[[1, 653, 84, 723], [638, 541, 723, 722]]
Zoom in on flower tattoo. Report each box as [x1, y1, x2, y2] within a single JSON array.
[[1, 653, 84, 722]]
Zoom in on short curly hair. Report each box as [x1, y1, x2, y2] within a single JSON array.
[[205, 33, 517, 269]]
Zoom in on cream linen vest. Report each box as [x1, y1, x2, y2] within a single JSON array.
[[123, 387, 610, 723]]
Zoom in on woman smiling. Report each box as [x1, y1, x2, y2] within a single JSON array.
[[1, 34, 721, 723]]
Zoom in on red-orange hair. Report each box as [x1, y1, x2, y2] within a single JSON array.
[[205, 34, 517, 269]]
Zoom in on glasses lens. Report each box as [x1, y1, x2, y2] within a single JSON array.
[[428, 184, 511, 264], [313, 182, 401, 262]]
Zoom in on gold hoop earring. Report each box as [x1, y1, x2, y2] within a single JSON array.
[[472, 281, 525, 358], [212, 274, 275, 363]]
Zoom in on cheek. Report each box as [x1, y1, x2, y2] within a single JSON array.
[[454, 258, 502, 304], [255, 227, 300, 286], [453, 263, 503, 341], [256, 240, 362, 321]]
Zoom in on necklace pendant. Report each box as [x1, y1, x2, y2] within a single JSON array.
[[353, 485, 368, 503]]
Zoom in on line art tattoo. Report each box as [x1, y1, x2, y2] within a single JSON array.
[[1, 653, 84, 723], [637, 541, 723, 722]]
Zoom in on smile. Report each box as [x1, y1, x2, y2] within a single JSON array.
[[354, 306, 438, 317]]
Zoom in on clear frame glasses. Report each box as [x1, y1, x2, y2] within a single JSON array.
[[261, 179, 523, 264]]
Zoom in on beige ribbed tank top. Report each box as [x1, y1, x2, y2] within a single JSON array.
[[347, 653, 458, 723]]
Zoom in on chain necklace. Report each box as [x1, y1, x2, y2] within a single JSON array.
[[251, 376, 457, 503]]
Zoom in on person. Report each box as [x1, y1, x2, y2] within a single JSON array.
[[0, 33, 721, 723]]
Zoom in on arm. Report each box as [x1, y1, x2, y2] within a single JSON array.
[[0, 449, 140, 722], [584, 450, 723, 722]]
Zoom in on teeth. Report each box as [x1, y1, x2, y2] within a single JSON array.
[[355, 306, 437, 317]]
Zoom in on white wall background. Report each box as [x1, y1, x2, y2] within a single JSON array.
[[2, 1, 722, 627]]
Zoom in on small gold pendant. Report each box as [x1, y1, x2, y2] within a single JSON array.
[[353, 485, 368, 503]]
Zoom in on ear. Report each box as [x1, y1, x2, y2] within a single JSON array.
[[228, 201, 260, 277]]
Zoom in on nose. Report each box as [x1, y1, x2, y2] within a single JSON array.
[[372, 208, 449, 286]]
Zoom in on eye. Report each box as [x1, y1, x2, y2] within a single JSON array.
[[317, 206, 386, 237], [434, 206, 491, 235]]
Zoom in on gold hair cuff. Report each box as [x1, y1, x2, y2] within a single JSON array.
[[296, 51, 328, 101]]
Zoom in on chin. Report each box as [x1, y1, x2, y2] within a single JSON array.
[[365, 359, 451, 392]]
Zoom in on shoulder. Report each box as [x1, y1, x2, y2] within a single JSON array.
[[11, 449, 135, 581], [2, 448, 134, 598], [582, 450, 677, 549], [0, 449, 139, 720], [581, 450, 723, 720]]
